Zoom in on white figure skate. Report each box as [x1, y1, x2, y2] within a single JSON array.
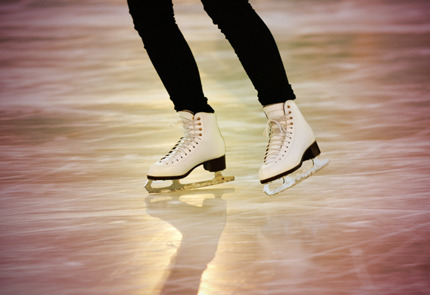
[[259, 101, 329, 196], [145, 111, 234, 193]]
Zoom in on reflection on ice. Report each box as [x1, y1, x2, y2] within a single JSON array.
[[145, 191, 228, 294]]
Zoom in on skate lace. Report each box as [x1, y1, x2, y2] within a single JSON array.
[[263, 116, 292, 164], [160, 116, 202, 164]]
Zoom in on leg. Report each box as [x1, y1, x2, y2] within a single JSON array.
[[127, 0, 213, 113], [128, 1, 233, 192], [201, 0, 327, 194], [201, 0, 296, 106]]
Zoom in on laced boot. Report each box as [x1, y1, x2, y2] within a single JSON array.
[[147, 111, 226, 180], [259, 100, 321, 184]]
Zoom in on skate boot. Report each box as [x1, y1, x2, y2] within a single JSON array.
[[145, 111, 234, 193], [259, 101, 328, 196]]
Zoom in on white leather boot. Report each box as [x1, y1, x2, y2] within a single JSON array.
[[147, 111, 226, 180], [259, 100, 321, 184]]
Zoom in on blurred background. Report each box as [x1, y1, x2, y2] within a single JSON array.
[[1, 0, 429, 294]]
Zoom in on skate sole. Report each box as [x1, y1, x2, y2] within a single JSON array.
[[147, 155, 227, 181], [260, 141, 321, 184]]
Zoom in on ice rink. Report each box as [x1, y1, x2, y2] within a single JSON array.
[[1, 0, 429, 294]]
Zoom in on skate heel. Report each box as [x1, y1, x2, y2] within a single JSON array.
[[203, 155, 226, 172], [303, 141, 321, 161]]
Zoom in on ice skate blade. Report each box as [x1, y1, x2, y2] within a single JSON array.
[[145, 171, 234, 194], [263, 157, 329, 196]]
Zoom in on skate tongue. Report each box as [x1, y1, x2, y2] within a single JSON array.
[[178, 111, 194, 121], [263, 103, 285, 119]]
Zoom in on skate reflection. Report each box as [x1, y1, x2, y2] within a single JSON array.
[[145, 189, 233, 294]]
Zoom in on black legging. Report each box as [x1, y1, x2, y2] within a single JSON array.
[[127, 0, 296, 113]]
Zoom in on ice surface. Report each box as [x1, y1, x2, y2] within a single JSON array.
[[0, 0, 429, 294]]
